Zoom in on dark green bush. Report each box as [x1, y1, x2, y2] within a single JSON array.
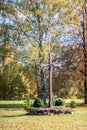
[[70, 101, 77, 108], [33, 98, 44, 108], [55, 98, 65, 106]]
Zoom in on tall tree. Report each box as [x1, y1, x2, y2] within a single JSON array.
[[0, 0, 86, 102], [83, 0, 87, 103]]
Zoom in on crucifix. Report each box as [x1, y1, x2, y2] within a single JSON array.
[[41, 51, 60, 107]]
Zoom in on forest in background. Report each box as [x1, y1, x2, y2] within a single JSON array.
[[0, 0, 87, 103]]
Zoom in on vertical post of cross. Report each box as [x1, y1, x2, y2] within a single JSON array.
[[49, 51, 52, 107]]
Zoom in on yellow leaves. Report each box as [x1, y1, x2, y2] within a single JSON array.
[[35, 9, 42, 15], [28, 42, 51, 62], [44, 0, 67, 9], [22, 75, 30, 86], [4, 52, 14, 65], [0, 4, 16, 14], [74, 0, 84, 7], [54, 0, 67, 8], [21, 74, 37, 97], [39, 23, 44, 29], [35, 0, 40, 2], [58, 1, 82, 29], [35, 9, 44, 16], [24, 25, 31, 32], [24, 10, 30, 15], [4, 57, 11, 64], [44, 0, 66, 5], [51, 30, 59, 37], [43, 44, 50, 53], [31, 47, 38, 54], [43, 0, 83, 32], [43, 43, 51, 61], [29, 46, 39, 61]]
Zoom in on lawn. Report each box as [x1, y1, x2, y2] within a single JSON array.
[[0, 99, 87, 130]]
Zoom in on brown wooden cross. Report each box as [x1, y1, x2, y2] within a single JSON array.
[[41, 51, 61, 107]]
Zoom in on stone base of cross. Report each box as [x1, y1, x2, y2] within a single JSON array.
[[41, 51, 61, 107]]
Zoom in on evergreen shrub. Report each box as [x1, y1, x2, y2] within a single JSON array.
[[55, 98, 65, 106], [70, 101, 77, 108], [33, 98, 44, 108]]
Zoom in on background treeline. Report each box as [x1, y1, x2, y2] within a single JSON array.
[[0, 0, 86, 101], [0, 44, 84, 99]]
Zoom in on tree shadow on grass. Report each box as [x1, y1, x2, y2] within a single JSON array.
[[0, 104, 23, 109], [0, 104, 42, 118], [0, 113, 29, 118], [0, 113, 42, 118]]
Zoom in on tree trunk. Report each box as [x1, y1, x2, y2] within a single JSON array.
[[40, 68, 46, 104], [83, 0, 87, 104], [36, 3, 47, 104], [35, 64, 40, 97], [84, 70, 87, 103]]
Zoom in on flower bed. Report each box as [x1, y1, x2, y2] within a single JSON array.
[[28, 106, 73, 115]]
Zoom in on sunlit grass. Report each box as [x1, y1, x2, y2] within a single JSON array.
[[0, 99, 87, 130], [64, 99, 84, 104], [0, 100, 24, 105]]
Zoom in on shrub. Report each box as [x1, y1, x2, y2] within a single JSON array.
[[70, 101, 77, 108], [33, 98, 44, 108], [55, 98, 65, 106], [52, 95, 59, 105], [23, 97, 33, 111]]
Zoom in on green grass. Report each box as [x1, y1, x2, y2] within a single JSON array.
[[0, 99, 87, 130], [0, 100, 23, 109]]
